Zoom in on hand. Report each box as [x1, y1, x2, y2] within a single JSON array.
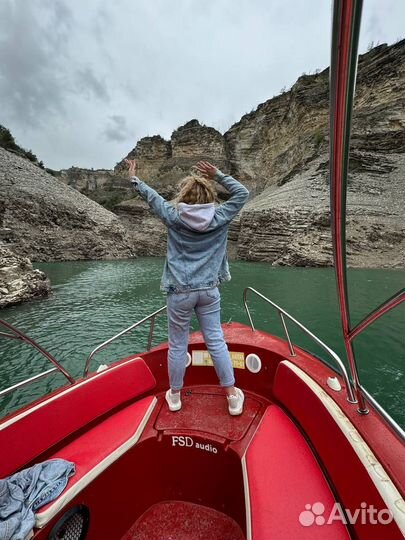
[[124, 158, 137, 178], [196, 161, 217, 180]]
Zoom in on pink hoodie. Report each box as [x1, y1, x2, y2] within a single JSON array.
[[177, 202, 216, 232]]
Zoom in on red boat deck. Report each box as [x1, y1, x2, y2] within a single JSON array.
[[121, 500, 245, 540], [119, 388, 264, 540], [154, 386, 263, 442]]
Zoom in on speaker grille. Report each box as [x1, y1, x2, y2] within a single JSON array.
[[49, 505, 89, 540]]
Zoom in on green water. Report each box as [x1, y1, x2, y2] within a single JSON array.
[[1, 258, 404, 427]]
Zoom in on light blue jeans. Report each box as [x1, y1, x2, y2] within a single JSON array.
[[167, 287, 235, 391]]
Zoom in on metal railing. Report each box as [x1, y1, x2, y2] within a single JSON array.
[[243, 287, 356, 404], [0, 319, 75, 398], [0, 368, 58, 398], [83, 306, 167, 377]]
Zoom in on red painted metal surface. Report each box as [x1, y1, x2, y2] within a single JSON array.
[[349, 289, 405, 341], [330, 0, 368, 412], [330, 0, 405, 419]]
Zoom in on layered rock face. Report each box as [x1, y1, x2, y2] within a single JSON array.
[[0, 204, 45, 308], [225, 41, 404, 268], [344, 42, 404, 268], [0, 147, 134, 261], [58, 167, 118, 192], [115, 41, 404, 268], [116, 135, 171, 183], [117, 120, 228, 188], [58, 167, 133, 210], [0, 247, 51, 308], [114, 199, 167, 257]]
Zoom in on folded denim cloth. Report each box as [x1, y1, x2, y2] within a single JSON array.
[[0, 458, 75, 540]]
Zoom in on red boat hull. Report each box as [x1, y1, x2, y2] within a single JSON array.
[[1, 323, 404, 539]]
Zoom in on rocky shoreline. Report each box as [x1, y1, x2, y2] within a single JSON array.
[[0, 148, 136, 308], [0, 247, 50, 308]]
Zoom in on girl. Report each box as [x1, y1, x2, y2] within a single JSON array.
[[125, 159, 249, 415]]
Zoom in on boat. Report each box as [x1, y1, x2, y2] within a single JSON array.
[[1, 1, 404, 538]]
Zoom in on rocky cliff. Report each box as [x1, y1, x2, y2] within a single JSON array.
[[58, 167, 117, 192], [2, 41, 403, 271], [116, 121, 228, 186], [234, 40, 404, 268], [0, 147, 134, 262], [114, 40, 404, 268], [57, 167, 133, 210]]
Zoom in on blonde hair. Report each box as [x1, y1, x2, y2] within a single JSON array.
[[175, 171, 216, 205]]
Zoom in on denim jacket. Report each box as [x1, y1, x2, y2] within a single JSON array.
[[0, 459, 75, 540], [131, 170, 249, 293]]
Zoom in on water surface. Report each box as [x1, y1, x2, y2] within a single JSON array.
[[1, 258, 403, 427]]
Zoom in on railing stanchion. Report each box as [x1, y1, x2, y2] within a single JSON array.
[[83, 306, 167, 377], [147, 316, 156, 351], [279, 312, 295, 357], [243, 288, 256, 331]]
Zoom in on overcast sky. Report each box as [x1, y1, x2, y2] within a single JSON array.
[[0, 0, 403, 170]]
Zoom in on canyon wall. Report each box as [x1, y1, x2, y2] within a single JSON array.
[[114, 40, 405, 268], [2, 40, 404, 272]]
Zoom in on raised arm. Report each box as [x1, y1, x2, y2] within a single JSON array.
[[125, 159, 178, 227], [196, 161, 249, 224]]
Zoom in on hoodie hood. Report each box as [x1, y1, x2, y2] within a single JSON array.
[[177, 202, 215, 231]]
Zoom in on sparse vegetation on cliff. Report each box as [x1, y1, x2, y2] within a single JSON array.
[[0, 125, 44, 168]]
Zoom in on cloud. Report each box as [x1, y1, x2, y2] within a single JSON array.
[[104, 115, 130, 142], [75, 67, 109, 102], [0, 0, 73, 127], [0, 0, 403, 170]]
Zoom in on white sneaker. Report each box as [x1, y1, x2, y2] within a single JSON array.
[[227, 388, 245, 416], [165, 389, 182, 412]]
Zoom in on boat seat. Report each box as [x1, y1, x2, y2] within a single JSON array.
[[0, 356, 156, 478], [244, 405, 350, 540], [35, 395, 157, 529]]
